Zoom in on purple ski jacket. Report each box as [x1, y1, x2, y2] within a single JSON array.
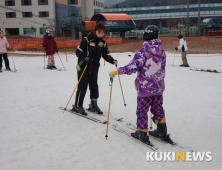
[[118, 39, 166, 97]]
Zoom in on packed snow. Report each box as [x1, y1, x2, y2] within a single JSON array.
[[0, 52, 222, 170]]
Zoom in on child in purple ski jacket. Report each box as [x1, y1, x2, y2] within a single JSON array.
[[109, 25, 174, 146]]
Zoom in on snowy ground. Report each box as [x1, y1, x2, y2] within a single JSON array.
[[0, 52, 222, 170]]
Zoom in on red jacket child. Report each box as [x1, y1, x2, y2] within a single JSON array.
[[42, 29, 58, 69]]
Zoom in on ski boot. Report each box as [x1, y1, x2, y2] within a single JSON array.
[[179, 64, 184, 67], [149, 118, 175, 145], [71, 106, 88, 116], [52, 66, 57, 69], [5, 67, 11, 71], [46, 65, 52, 70], [131, 130, 153, 146], [88, 99, 103, 115]]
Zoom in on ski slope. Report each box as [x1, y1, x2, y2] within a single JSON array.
[[0, 52, 222, 170]]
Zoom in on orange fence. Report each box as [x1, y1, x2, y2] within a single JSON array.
[[8, 38, 122, 51]]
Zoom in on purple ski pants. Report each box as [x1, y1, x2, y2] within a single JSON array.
[[136, 95, 165, 129]]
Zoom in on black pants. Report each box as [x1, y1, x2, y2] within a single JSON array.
[[0, 53, 10, 69], [75, 70, 99, 107]]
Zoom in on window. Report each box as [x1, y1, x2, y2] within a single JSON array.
[[22, 12, 32, 18], [68, 0, 78, 5], [39, 11, 49, 17], [94, 0, 95, 6], [6, 12, 16, 18], [5, 0, 15, 6], [40, 27, 47, 35], [38, 0, 48, 5], [22, 0, 32, 6], [68, 10, 78, 17], [23, 28, 34, 35]]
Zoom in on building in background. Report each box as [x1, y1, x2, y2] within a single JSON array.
[[82, 0, 104, 21], [83, 13, 137, 39], [0, 0, 104, 38], [203, 18, 222, 36], [55, 0, 104, 38], [0, 0, 56, 37]]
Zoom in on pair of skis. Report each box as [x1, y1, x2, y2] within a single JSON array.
[[113, 123, 193, 152], [0, 69, 17, 73], [60, 107, 192, 152], [190, 67, 221, 73], [59, 107, 123, 124]]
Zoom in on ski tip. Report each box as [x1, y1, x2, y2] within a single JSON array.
[[126, 122, 131, 126], [115, 118, 123, 121], [112, 124, 118, 128]]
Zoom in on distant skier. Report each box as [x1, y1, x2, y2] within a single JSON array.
[[0, 30, 11, 72], [175, 34, 189, 67], [109, 25, 173, 145], [71, 22, 118, 116], [42, 29, 58, 69]]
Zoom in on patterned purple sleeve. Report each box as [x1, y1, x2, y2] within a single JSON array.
[[118, 51, 145, 75]]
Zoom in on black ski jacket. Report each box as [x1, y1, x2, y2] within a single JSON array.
[[76, 33, 114, 73]]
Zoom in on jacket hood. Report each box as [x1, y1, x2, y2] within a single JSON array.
[[143, 39, 164, 58]]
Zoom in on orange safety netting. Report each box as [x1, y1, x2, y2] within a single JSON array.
[[8, 38, 122, 51]]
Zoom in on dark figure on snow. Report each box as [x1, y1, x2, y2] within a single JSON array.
[[0, 30, 11, 72], [175, 34, 189, 67], [42, 29, 58, 70], [109, 25, 174, 146], [71, 22, 118, 116]]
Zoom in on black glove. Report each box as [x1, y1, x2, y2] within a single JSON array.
[[175, 47, 178, 51], [84, 57, 92, 65]]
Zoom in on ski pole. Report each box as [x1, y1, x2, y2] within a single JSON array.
[[172, 50, 176, 66], [115, 65, 126, 107], [44, 48, 46, 69], [57, 52, 66, 71], [105, 77, 114, 139], [63, 65, 87, 113], [149, 112, 153, 130], [11, 52, 17, 72]]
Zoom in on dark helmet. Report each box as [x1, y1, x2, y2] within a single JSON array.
[[143, 25, 159, 41], [178, 33, 183, 39]]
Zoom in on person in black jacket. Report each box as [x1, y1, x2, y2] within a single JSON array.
[[71, 23, 118, 116]]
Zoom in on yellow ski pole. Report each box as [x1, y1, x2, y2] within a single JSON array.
[[105, 77, 114, 139], [63, 65, 87, 113], [149, 112, 153, 130], [115, 65, 126, 107], [172, 50, 176, 66]]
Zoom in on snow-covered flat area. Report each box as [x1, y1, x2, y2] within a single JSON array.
[[0, 52, 222, 170]]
